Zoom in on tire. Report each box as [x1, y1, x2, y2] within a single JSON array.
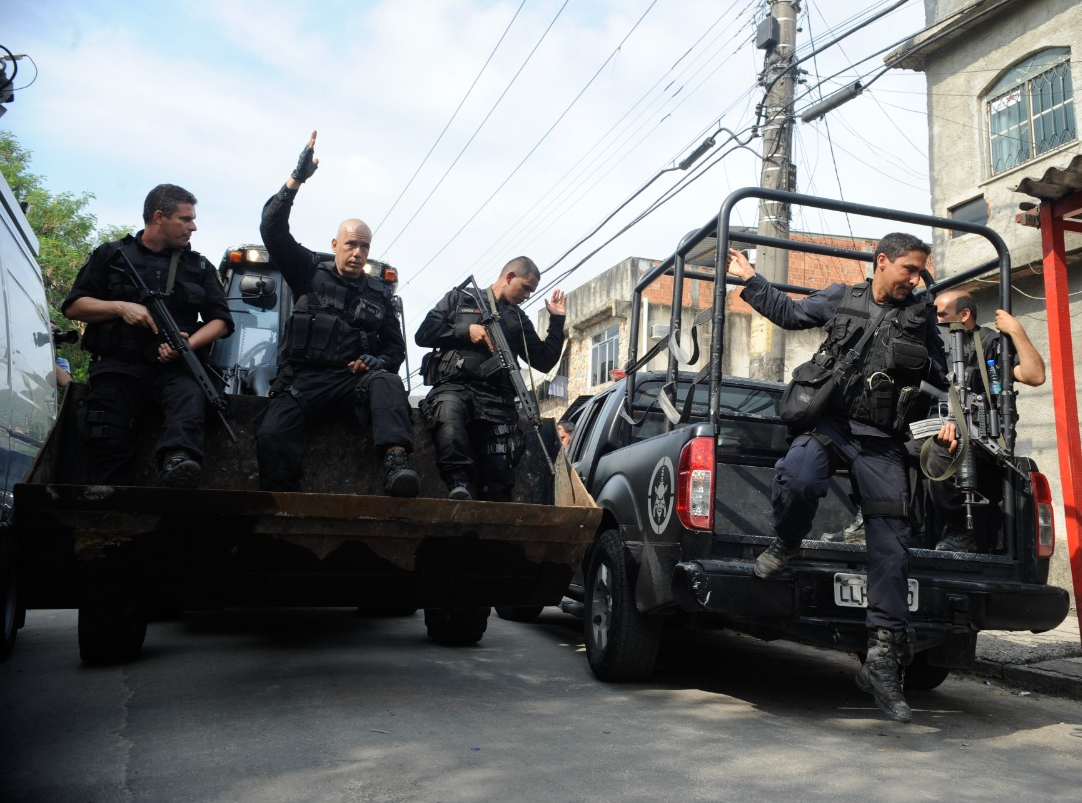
[[0, 557, 19, 663], [424, 606, 491, 646], [494, 606, 544, 623], [78, 601, 148, 665], [583, 529, 662, 682], [904, 652, 952, 691]]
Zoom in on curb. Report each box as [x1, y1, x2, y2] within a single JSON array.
[[965, 656, 1082, 701]]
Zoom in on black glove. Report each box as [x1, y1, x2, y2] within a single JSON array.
[[291, 144, 318, 183], [358, 354, 386, 372]]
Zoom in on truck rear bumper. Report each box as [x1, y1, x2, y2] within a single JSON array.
[[672, 558, 1070, 635]]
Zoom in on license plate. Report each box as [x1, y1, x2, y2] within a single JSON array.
[[834, 573, 919, 612]]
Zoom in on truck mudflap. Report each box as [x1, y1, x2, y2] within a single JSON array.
[[15, 387, 600, 611], [671, 559, 1070, 639]]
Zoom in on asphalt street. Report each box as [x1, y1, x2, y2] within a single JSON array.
[[2, 607, 1082, 802]]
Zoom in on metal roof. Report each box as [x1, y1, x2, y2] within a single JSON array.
[[1014, 153, 1082, 211]]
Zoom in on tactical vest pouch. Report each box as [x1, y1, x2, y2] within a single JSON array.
[[80, 320, 156, 364], [434, 349, 487, 382], [351, 292, 386, 329], [420, 351, 438, 386], [891, 385, 924, 433], [172, 279, 207, 309], [862, 371, 896, 430], [887, 338, 927, 373], [779, 355, 841, 430]]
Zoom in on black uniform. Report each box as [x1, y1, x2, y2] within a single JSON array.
[[415, 285, 564, 500], [62, 233, 233, 484], [256, 185, 413, 492], [741, 275, 946, 632]]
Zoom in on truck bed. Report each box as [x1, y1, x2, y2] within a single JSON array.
[[16, 386, 600, 612]]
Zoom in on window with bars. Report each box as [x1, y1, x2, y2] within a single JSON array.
[[987, 48, 1075, 176], [590, 325, 620, 387]]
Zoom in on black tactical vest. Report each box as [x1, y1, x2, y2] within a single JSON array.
[[81, 240, 212, 364], [282, 262, 390, 368], [820, 281, 933, 431]]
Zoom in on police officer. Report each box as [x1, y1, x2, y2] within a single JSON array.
[[927, 291, 1045, 552], [416, 258, 565, 500], [63, 184, 233, 488], [726, 234, 948, 724], [257, 131, 418, 496]]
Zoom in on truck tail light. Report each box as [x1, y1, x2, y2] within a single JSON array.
[[677, 437, 715, 531], [1031, 471, 1055, 558]]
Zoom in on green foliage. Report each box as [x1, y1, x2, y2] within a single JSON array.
[[0, 131, 135, 383]]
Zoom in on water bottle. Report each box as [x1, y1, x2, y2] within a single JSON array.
[[986, 359, 1001, 395]]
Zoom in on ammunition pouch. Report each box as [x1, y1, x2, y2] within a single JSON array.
[[80, 319, 157, 364], [426, 349, 495, 384]]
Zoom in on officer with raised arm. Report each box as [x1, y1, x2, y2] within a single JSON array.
[[415, 259, 565, 501], [257, 131, 418, 496], [726, 234, 948, 723]]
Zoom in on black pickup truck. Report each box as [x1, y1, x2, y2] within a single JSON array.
[[552, 189, 1069, 688]]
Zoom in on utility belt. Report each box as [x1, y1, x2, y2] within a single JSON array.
[[421, 348, 505, 386]]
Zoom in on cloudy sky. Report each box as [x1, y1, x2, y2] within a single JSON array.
[[4, 0, 932, 371]]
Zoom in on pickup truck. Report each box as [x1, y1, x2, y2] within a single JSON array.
[[553, 189, 1069, 689], [13, 244, 599, 663]]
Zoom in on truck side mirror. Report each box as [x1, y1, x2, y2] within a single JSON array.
[[238, 274, 278, 311]]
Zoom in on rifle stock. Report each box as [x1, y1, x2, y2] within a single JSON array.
[[463, 276, 554, 474], [114, 248, 238, 443]]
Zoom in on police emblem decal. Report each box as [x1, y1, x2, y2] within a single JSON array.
[[647, 456, 675, 535]]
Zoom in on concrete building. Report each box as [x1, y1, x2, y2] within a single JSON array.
[[891, 0, 1081, 597]]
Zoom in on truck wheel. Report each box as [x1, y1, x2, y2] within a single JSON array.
[[78, 602, 148, 665], [904, 653, 952, 691], [494, 606, 544, 622], [1, 558, 19, 663], [584, 529, 661, 682], [424, 607, 491, 646]]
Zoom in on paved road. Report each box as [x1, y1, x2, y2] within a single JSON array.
[[2, 608, 1082, 802]]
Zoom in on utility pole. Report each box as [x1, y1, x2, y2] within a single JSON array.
[[749, 0, 800, 382]]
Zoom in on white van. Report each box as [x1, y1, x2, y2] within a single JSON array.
[[0, 169, 58, 661]]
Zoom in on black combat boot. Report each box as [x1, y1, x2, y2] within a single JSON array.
[[384, 449, 419, 498], [753, 537, 800, 578], [855, 627, 913, 723], [158, 449, 201, 488]]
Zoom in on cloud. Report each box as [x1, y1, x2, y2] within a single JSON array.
[[4, 0, 931, 372]]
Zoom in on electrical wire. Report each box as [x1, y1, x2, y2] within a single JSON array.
[[372, 0, 527, 236], [451, 4, 752, 282], [381, 0, 572, 258], [402, 0, 662, 287]]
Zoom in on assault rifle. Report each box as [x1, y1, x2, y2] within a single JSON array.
[[917, 321, 1025, 529], [115, 248, 238, 443], [463, 275, 554, 474]]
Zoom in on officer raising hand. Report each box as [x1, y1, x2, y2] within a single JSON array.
[[256, 132, 418, 497]]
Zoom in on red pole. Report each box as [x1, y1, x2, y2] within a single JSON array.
[[1039, 198, 1082, 646]]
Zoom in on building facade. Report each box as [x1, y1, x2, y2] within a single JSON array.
[[892, 0, 1081, 596]]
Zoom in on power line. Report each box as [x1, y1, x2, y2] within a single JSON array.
[[450, 4, 749, 281], [382, 0, 572, 259], [372, 0, 527, 237], [403, 0, 662, 287], [461, 10, 756, 283]]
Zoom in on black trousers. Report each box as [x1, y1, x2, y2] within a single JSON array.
[[772, 414, 912, 632], [84, 364, 206, 485], [419, 387, 518, 501], [256, 367, 413, 492]]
